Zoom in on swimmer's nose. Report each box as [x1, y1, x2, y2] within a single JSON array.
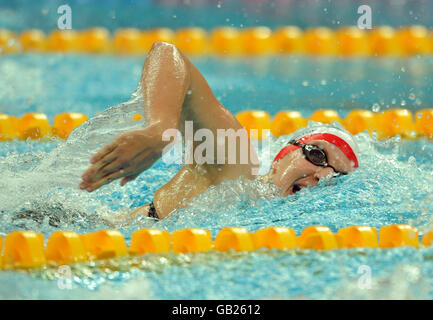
[[314, 167, 335, 180]]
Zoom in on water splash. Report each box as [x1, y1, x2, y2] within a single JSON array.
[[1, 93, 433, 241], [0, 87, 150, 235]]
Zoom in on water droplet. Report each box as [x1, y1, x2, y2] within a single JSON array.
[[372, 103, 380, 112]]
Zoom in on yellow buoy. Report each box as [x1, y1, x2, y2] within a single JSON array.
[[20, 29, 46, 52], [172, 228, 213, 253], [344, 109, 377, 135], [0, 235, 3, 269], [53, 112, 88, 139], [0, 114, 19, 140], [3, 231, 46, 269], [369, 26, 401, 56], [336, 26, 369, 56], [273, 26, 304, 54], [211, 27, 241, 55], [214, 227, 255, 252], [310, 109, 342, 124], [253, 227, 297, 250], [377, 109, 415, 139], [19, 113, 52, 140], [79, 27, 111, 53], [271, 111, 306, 137], [130, 229, 171, 254], [379, 225, 419, 248], [303, 27, 336, 56], [80, 230, 128, 260], [175, 27, 208, 55], [337, 226, 378, 248], [422, 231, 433, 247], [414, 109, 433, 139], [241, 27, 273, 55], [47, 29, 79, 52], [45, 231, 88, 264], [236, 110, 271, 140], [397, 25, 430, 56], [0, 29, 19, 54], [298, 226, 338, 250], [141, 28, 175, 52], [114, 28, 143, 54]]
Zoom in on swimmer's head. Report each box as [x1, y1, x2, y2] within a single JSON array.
[[268, 125, 359, 197]]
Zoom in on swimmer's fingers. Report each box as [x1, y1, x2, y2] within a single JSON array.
[[91, 149, 148, 182], [89, 157, 125, 182], [81, 154, 117, 183], [120, 174, 139, 187], [83, 171, 124, 192], [90, 143, 117, 164], [99, 148, 157, 182]]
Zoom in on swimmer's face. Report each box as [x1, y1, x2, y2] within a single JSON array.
[[269, 140, 356, 197]]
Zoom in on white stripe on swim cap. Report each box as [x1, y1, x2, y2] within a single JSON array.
[[288, 124, 360, 165]]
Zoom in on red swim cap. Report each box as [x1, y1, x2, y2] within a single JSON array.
[[273, 126, 359, 168]]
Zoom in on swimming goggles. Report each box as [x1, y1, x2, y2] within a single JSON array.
[[289, 140, 347, 176]]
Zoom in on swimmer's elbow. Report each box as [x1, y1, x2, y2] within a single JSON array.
[[150, 41, 181, 57], [148, 41, 190, 76], [151, 41, 173, 49]]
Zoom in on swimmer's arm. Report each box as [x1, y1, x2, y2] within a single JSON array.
[[129, 203, 151, 218], [80, 42, 191, 191], [80, 41, 256, 192], [132, 165, 213, 219], [139, 41, 190, 132]]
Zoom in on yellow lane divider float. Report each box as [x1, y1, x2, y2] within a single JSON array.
[[2, 25, 433, 56], [1, 109, 432, 141], [0, 225, 432, 270], [238, 108, 433, 140]]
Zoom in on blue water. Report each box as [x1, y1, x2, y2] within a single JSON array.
[[1, 52, 433, 299], [2, 55, 433, 118], [1, 0, 433, 33]]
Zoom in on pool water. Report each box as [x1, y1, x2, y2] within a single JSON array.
[[1, 54, 433, 299]]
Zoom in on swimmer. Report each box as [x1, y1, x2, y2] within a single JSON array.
[[79, 41, 359, 221]]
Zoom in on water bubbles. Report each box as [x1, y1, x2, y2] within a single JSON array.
[[370, 103, 380, 113], [0, 91, 148, 235], [302, 81, 309, 87]]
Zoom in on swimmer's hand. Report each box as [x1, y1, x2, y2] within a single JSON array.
[[79, 125, 168, 192]]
